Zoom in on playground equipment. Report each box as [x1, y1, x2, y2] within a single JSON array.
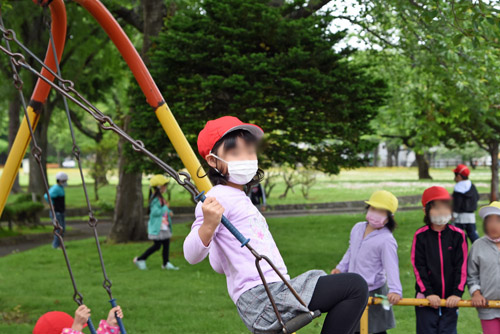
[[0, 1, 319, 332], [360, 297, 500, 334]]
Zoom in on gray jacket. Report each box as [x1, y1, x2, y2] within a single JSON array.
[[467, 237, 500, 320]]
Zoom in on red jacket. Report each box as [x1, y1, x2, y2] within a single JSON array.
[[411, 224, 468, 298]]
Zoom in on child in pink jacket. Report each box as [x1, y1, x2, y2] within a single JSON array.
[[33, 304, 123, 334]]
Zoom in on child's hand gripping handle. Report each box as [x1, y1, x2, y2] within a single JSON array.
[[109, 298, 126, 334], [195, 192, 250, 247]]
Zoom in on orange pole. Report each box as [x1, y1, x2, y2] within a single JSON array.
[[73, 0, 211, 192], [0, 0, 67, 216]]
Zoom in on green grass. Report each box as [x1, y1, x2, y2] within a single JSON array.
[[0, 211, 484, 333], [1, 166, 495, 209], [0, 225, 55, 238]]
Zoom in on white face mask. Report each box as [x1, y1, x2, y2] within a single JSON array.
[[430, 214, 451, 226], [210, 153, 258, 185]]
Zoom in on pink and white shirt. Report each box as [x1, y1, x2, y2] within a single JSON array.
[[61, 320, 120, 334]]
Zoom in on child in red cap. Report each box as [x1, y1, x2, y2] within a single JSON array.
[[184, 116, 368, 334], [33, 305, 123, 334], [452, 164, 480, 243], [411, 186, 468, 334]]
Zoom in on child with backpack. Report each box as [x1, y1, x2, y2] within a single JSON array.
[[134, 174, 178, 270], [452, 164, 480, 243]]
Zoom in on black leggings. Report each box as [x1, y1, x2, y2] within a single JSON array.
[[138, 239, 170, 265], [308, 273, 369, 334]]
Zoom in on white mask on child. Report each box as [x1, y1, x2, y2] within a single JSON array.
[[209, 153, 258, 185], [486, 235, 500, 243], [430, 214, 451, 226]]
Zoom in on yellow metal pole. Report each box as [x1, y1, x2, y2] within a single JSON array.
[[154, 103, 212, 193], [360, 306, 369, 334], [0, 107, 40, 216], [368, 297, 500, 308]]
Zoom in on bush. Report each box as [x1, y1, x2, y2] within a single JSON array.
[[0, 194, 44, 230]]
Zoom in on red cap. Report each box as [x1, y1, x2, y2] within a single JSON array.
[[422, 186, 452, 207], [197, 116, 264, 159], [453, 164, 470, 178], [33, 311, 75, 334]]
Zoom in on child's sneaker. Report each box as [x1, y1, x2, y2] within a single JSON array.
[[133, 257, 147, 270], [162, 262, 179, 270]]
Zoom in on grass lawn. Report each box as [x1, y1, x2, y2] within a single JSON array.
[[0, 210, 484, 333], [2, 166, 494, 209]]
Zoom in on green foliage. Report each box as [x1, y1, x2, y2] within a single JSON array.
[[0, 194, 44, 229], [125, 0, 386, 175]]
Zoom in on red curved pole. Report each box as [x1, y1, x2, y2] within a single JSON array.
[[30, 0, 67, 109], [75, 0, 164, 108], [0, 0, 67, 215], [73, 0, 212, 192]]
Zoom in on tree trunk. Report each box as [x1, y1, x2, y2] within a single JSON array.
[[28, 104, 53, 201], [373, 145, 379, 167], [489, 141, 499, 202], [7, 97, 21, 193], [109, 114, 147, 242], [416, 152, 432, 180], [109, 0, 168, 242], [386, 146, 394, 167]]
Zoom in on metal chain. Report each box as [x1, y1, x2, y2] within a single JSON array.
[[0, 16, 315, 333], [0, 14, 87, 309], [45, 13, 115, 297], [0, 23, 201, 200]]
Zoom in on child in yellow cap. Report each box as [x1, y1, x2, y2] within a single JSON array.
[[467, 201, 500, 333], [332, 190, 402, 334], [134, 175, 178, 270]]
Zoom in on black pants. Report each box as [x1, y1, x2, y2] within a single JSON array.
[[415, 306, 458, 334], [137, 238, 170, 266], [308, 273, 369, 334], [454, 223, 479, 243]]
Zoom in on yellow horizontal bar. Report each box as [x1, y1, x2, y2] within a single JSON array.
[[368, 297, 500, 308]]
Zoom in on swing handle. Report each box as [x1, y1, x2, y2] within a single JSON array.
[[283, 310, 321, 334], [109, 298, 126, 334], [195, 192, 250, 247], [87, 318, 97, 334]]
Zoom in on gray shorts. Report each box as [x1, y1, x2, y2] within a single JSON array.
[[236, 270, 326, 334], [356, 283, 396, 333]]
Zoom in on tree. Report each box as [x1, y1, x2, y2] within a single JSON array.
[[125, 0, 386, 184], [339, 1, 500, 198], [108, 0, 169, 243]]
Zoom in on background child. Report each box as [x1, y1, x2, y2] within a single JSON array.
[[452, 164, 480, 243], [134, 175, 178, 270], [332, 190, 402, 334], [44, 172, 68, 249], [33, 305, 123, 334], [411, 186, 468, 334], [184, 116, 369, 334], [467, 201, 500, 334]]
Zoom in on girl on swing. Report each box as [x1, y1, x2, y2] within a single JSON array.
[[184, 116, 369, 334]]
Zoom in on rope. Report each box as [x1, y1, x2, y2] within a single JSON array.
[[0, 10, 97, 334]]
